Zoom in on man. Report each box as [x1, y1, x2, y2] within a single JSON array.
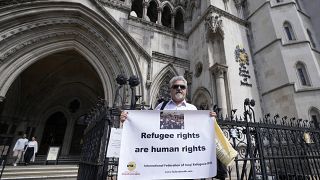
[[120, 76, 216, 121], [120, 76, 223, 179], [12, 134, 28, 166]]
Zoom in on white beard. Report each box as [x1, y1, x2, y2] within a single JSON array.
[[174, 93, 184, 101]]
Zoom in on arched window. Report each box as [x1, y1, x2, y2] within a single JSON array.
[[131, 0, 143, 18], [161, 6, 172, 28], [310, 108, 320, 129], [296, 62, 311, 86], [147, 0, 158, 23], [283, 22, 296, 41], [307, 29, 316, 48], [174, 9, 184, 32]]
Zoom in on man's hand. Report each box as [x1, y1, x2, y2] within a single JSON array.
[[209, 111, 217, 118], [120, 111, 128, 123]]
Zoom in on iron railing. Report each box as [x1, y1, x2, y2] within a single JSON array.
[[78, 95, 320, 180], [217, 98, 320, 180], [0, 134, 13, 179]]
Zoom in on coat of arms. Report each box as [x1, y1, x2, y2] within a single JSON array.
[[235, 45, 249, 65], [235, 45, 252, 87]]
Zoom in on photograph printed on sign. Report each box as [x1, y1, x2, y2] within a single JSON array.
[[160, 111, 184, 129]]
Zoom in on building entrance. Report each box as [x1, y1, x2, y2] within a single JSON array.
[[39, 112, 67, 155]]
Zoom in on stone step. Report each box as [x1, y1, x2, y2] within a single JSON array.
[[1, 165, 78, 180]]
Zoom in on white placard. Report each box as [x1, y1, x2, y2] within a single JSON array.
[[46, 146, 60, 161], [118, 110, 216, 180], [106, 128, 122, 158]]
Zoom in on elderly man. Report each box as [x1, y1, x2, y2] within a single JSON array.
[[120, 76, 215, 121], [120, 76, 223, 179]]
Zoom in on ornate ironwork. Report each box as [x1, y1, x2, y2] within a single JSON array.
[[78, 96, 320, 179]]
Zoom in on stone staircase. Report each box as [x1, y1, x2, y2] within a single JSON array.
[[1, 165, 78, 180]]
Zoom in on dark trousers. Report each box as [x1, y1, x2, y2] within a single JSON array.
[[24, 147, 34, 163]]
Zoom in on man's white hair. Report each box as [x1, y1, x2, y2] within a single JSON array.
[[169, 76, 188, 88]]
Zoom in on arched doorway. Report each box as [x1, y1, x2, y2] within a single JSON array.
[[0, 1, 146, 162], [39, 112, 67, 155], [1, 50, 105, 157]]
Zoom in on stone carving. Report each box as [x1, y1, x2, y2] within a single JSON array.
[[98, 0, 131, 11], [0, 17, 123, 78], [235, 45, 252, 87], [157, 76, 172, 102], [205, 13, 223, 35], [233, 0, 244, 9]]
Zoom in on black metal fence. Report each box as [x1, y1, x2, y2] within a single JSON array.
[[78, 97, 320, 180], [0, 134, 13, 179], [218, 99, 320, 180]]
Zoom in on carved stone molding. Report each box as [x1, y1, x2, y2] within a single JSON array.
[[0, 18, 124, 78], [187, 5, 247, 38], [97, 0, 131, 12], [205, 13, 224, 37], [233, 0, 244, 9], [152, 51, 190, 69], [0, 0, 36, 6], [210, 63, 228, 78]]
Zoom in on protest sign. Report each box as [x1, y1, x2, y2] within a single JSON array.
[[118, 110, 216, 180]]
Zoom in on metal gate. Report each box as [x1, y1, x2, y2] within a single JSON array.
[[78, 97, 320, 180], [219, 98, 320, 180]]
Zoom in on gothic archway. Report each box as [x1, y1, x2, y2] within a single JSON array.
[[150, 64, 178, 108]]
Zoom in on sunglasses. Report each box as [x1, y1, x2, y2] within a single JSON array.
[[171, 85, 186, 90]]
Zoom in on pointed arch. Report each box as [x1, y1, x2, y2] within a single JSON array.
[[147, 0, 158, 23], [161, 1, 174, 28], [161, 1, 174, 12], [150, 64, 178, 107], [174, 6, 185, 32], [0, 2, 147, 106], [131, 0, 143, 18], [295, 61, 311, 86], [191, 87, 213, 110], [147, 0, 161, 7], [283, 21, 296, 41]]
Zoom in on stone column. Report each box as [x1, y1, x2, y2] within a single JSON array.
[[157, 7, 162, 25], [61, 118, 75, 156], [171, 12, 175, 29], [210, 63, 228, 117], [142, 2, 148, 20]]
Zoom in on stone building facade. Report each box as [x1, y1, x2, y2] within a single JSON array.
[[0, 0, 319, 157]]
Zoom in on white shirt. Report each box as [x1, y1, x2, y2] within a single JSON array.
[[155, 99, 197, 110], [26, 141, 38, 153], [13, 138, 28, 151]]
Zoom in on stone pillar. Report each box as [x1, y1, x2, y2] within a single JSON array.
[[157, 7, 162, 25], [61, 118, 75, 156], [171, 13, 175, 29], [210, 63, 228, 117], [142, 2, 148, 20]]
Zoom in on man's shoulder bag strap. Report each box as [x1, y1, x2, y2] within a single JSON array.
[[160, 101, 169, 110]]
